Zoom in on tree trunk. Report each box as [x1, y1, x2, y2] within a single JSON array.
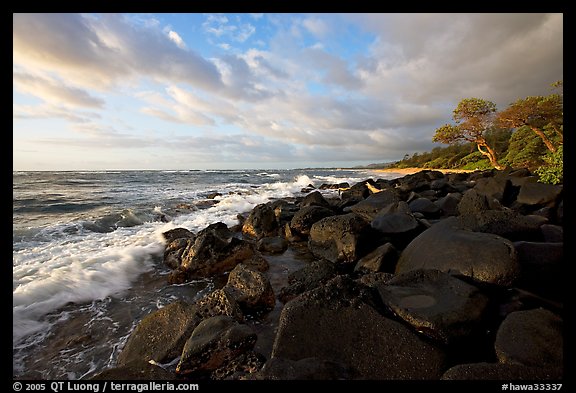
[[477, 143, 504, 170], [529, 126, 557, 153]]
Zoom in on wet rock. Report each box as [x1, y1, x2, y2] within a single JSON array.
[[91, 361, 175, 380], [164, 238, 194, 270], [340, 180, 374, 203], [355, 272, 394, 288], [272, 276, 447, 379], [349, 189, 400, 221], [117, 301, 198, 366], [256, 236, 288, 254], [377, 269, 489, 344], [495, 308, 563, 367], [243, 253, 270, 272], [251, 357, 352, 380], [224, 264, 275, 313], [300, 191, 331, 208], [289, 206, 334, 237], [176, 316, 257, 375], [193, 289, 244, 322], [278, 259, 337, 303], [354, 243, 398, 274], [162, 228, 195, 243], [180, 222, 255, 278], [212, 351, 266, 380], [395, 217, 519, 286], [441, 362, 562, 380], [308, 213, 379, 266], [242, 203, 279, 239], [319, 182, 349, 190]]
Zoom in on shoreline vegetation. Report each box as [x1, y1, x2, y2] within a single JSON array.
[[89, 166, 563, 381]]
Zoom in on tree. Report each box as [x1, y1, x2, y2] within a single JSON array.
[[433, 98, 504, 170], [497, 94, 562, 153]]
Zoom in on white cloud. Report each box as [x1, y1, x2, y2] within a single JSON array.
[[13, 71, 105, 108], [167, 30, 187, 49], [302, 17, 329, 37]]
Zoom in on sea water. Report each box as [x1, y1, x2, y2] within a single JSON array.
[[13, 169, 399, 379]]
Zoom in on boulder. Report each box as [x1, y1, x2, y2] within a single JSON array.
[[355, 272, 394, 288], [377, 269, 489, 344], [516, 183, 562, 208], [458, 210, 548, 241], [540, 224, 563, 243], [117, 301, 198, 366], [354, 243, 398, 274], [162, 227, 195, 243], [473, 176, 513, 205], [441, 362, 562, 380], [300, 191, 331, 208], [495, 308, 563, 367], [91, 361, 175, 380], [308, 213, 379, 266], [371, 201, 419, 235], [242, 203, 278, 239], [211, 351, 266, 380], [176, 316, 257, 375], [395, 217, 519, 286], [180, 223, 254, 278], [408, 198, 441, 217], [224, 264, 276, 312], [457, 189, 491, 216], [193, 289, 244, 322], [272, 276, 447, 379], [278, 259, 337, 303], [340, 180, 374, 203], [349, 189, 399, 221], [251, 357, 351, 380], [163, 237, 194, 270], [513, 242, 563, 301], [434, 193, 462, 217], [256, 236, 288, 254], [289, 206, 334, 237]]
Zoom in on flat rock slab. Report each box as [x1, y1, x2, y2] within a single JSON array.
[[272, 276, 447, 379], [495, 308, 563, 367], [395, 217, 519, 286], [377, 269, 489, 344]]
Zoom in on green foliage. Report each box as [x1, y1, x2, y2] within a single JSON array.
[[535, 146, 563, 184], [390, 85, 562, 175], [502, 126, 547, 168]]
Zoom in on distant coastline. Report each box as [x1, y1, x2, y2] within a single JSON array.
[[374, 167, 475, 175]]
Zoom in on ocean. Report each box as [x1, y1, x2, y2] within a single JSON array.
[[13, 168, 400, 379]]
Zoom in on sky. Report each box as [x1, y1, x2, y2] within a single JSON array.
[[13, 13, 563, 170]]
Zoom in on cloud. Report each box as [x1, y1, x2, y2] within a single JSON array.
[[13, 72, 105, 108], [202, 14, 255, 43], [13, 13, 223, 92], [13, 103, 101, 123], [167, 30, 187, 49], [302, 17, 329, 37]]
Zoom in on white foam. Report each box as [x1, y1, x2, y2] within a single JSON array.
[[13, 225, 163, 345]]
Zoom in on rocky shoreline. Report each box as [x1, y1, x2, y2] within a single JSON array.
[[93, 168, 563, 381]]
